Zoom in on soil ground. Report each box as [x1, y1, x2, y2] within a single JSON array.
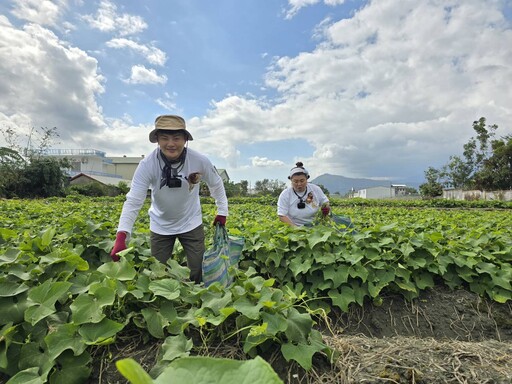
[[88, 285, 512, 384]]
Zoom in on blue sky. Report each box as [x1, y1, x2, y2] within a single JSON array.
[[1, 0, 511, 186]]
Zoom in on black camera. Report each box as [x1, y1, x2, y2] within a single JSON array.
[[166, 177, 182, 188], [297, 200, 306, 209], [160, 176, 182, 189]]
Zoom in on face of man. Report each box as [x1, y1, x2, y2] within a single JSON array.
[[157, 132, 187, 160], [291, 175, 308, 193]]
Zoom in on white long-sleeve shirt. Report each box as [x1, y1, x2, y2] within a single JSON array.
[[277, 183, 328, 226], [117, 147, 228, 235]]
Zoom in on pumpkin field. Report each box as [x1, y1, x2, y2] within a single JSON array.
[[1, 196, 511, 383]]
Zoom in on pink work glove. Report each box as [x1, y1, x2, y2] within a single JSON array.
[[110, 232, 127, 262], [321, 206, 330, 216], [213, 215, 226, 226]]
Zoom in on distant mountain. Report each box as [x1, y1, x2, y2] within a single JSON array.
[[310, 173, 422, 195]]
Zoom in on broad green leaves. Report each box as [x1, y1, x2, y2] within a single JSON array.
[[117, 356, 283, 384], [1, 197, 511, 383], [25, 280, 73, 325]]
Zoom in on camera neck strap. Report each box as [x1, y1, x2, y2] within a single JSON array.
[[159, 148, 187, 189], [293, 187, 308, 202]]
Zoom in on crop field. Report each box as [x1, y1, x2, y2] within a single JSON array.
[[1, 196, 511, 383]]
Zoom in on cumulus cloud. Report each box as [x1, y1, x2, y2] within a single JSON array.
[[0, 16, 106, 145], [195, 0, 512, 181], [82, 0, 147, 36], [251, 156, 286, 167], [10, 0, 68, 25], [285, 0, 346, 19], [124, 65, 167, 85], [106, 38, 167, 66], [156, 92, 178, 111]]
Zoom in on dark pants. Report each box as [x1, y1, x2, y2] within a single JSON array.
[[150, 224, 205, 283]]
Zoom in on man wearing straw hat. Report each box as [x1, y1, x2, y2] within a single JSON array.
[[110, 114, 228, 283]]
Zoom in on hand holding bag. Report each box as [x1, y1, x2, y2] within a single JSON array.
[[202, 224, 244, 287]]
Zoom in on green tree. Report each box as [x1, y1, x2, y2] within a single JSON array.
[[239, 180, 249, 196], [0, 126, 69, 198], [441, 117, 498, 189], [254, 179, 285, 197], [117, 181, 130, 195], [474, 134, 512, 190], [419, 167, 443, 198], [0, 147, 26, 197], [425, 117, 510, 192], [223, 180, 240, 198], [317, 184, 330, 197]]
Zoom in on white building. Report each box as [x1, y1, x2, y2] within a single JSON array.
[[353, 184, 408, 199], [43, 148, 230, 185]]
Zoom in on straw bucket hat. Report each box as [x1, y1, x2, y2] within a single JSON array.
[[149, 115, 193, 143]]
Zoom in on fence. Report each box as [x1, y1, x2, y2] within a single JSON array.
[[443, 189, 512, 201]]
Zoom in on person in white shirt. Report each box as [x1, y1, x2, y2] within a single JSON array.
[[110, 114, 228, 283], [277, 162, 330, 227]]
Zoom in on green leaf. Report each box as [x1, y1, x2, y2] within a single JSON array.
[[413, 271, 435, 290], [0, 281, 29, 297], [97, 259, 137, 281], [155, 356, 283, 384], [3, 367, 45, 384], [24, 280, 73, 326], [261, 312, 287, 335], [394, 278, 418, 293], [289, 255, 313, 277], [0, 293, 29, 325], [149, 279, 181, 300], [167, 259, 193, 280], [328, 286, 355, 312], [284, 307, 313, 343], [18, 342, 54, 380], [0, 248, 22, 266], [45, 323, 86, 360], [49, 350, 91, 384], [307, 230, 332, 249], [116, 358, 154, 384], [322, 265, 349, 288], [281, 330, 327, 371], [400, 242, 415, 258], [490, 287, 512, 303], [79, 318, 124, 345], [200, 291, 233, 315], [0, 323, 18, 372], [491, 269, 512, 290], [70, 286, 116, 325], [343, 250, 364, 265], [141, 308, 167, 339], [348, 264, 369, 282], [41, 227, 56, 248], [159, 334, 193, 362], [233, 296, 262, 320]]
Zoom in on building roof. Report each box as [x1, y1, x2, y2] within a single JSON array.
[[108, 156, 145, 164], [70, 173, 132, 187], [216, 168, 230, 181]]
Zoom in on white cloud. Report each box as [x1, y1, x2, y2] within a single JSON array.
[[82, 0, 147, 36], [251, 156, 286, 167], [124, 65, 167, 85], [0, 16, 106, 146], [106, 38, 167, 66], [155, 95, 177, 111], [285, 0, 346, 19], [194, 0, 512, 181], [10, 0, 68, 25]]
